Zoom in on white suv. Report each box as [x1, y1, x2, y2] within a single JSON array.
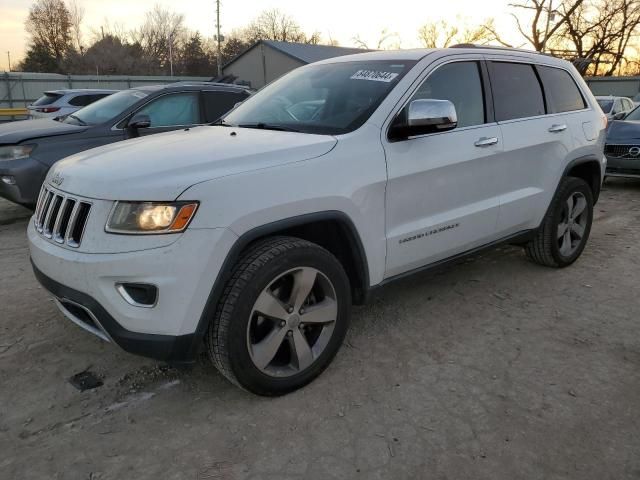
[[27, 89, 117, 119], [28, 47, 607, 395]]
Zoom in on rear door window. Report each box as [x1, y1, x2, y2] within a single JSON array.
[[135, 92, 201, 127], [536, 66, 586, 113], [33, 93, 63, 106], [489, 62, 545, 121], [203, 91, 249, 122]]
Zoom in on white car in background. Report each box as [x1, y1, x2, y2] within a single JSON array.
[[595, 95, 635, 121], [27, 89, 118, 119]]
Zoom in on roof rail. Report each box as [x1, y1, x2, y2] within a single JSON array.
[[449, 44, 554, 57]]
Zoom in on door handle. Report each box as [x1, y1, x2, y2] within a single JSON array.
[[474, 137, 499, 147], [548, 124, 567, 133]]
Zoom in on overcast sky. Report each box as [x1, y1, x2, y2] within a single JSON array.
[[0, 0, 523, 71]]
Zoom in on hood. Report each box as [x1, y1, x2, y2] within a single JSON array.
[[0, 118, 87, 144], [48, 126, 337, 200], [606, 120, 640, 143]]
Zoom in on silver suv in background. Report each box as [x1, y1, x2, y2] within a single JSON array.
[[596, 95, 635, 121], [27, 89, 118, 119]]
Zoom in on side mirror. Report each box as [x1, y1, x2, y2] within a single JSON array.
[[389, 99, 458, 140], [126, 114, 151, 138], [613, 111, 626, 120]]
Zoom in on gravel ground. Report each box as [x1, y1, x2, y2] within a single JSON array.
[[1, 180, 639, 480]]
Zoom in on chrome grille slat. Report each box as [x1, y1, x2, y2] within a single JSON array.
[[34, 187, 47, 226], [38, 191, 54, 233], [53, 198, 74, 243], [44, 195, 63, 238], [64, 201, 81, 244], [33, 184, 91, 248]]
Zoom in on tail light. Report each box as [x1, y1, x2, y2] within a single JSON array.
[[37, 107, 60, 113]]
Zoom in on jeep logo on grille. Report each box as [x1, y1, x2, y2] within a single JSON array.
[[628, 147, 640, 157], [51, 173, 64, 186]]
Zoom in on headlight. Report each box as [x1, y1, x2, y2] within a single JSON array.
[[106, 201, 199, 234], [0, 145, 34, 161]]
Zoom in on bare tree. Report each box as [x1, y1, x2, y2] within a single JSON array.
[[67, 0, 84, 51], [245, 9, 306, 43], [132, 5, 186, 73], [550, 0, 640, 74], [506, 0, 586, 51], [25, 0, 73, 62], [418, 18, 497, 48], [352, 29, 400, 49]]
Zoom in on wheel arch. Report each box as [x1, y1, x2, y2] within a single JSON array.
[[563, 156, 603, 204], [186, 211, 370, 359]]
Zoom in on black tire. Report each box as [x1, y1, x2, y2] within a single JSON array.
[[205, 236, 351, 396], [525, 176, 594, 267]]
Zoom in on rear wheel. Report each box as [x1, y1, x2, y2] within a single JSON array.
[[525, 177, 593, 267], [206, 237, 351, 396]]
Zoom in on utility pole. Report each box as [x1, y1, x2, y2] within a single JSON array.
[[169, 33, 174, 77], [542, 0, 554, 53], [6, 52, 10, 72], [216, 0, 222, 77]]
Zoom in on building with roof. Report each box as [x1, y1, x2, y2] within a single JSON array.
[[222, 40, 368, 89]]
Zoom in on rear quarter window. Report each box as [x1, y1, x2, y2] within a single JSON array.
[[203, 91, 249, 122], [537, 66, 586, 113], [489, 62, 545, 121], [33, 93, 63, 106], [68, 95, 96, 107]]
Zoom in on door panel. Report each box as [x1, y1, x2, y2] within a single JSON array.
[[495, 115, 572, 233], [384, 125, 503, 277], [383, 59, 503, 278], [487, 60, 580, 234]]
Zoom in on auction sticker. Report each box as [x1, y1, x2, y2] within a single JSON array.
[[350, 70, 399, 82]]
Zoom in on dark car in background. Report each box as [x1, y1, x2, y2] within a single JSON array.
[[604, 105, 640, 179], [0, 82, 252, 207]]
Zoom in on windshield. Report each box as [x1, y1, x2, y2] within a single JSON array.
[[597, 99, 614, 113], [625, 105, 640, 121], [63, 90, 148, 126], [223, 60, 417, 135]]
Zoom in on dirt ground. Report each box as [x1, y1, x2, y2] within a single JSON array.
[[1, 180, 639, 480]]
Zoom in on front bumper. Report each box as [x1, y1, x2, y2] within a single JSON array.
[[0, 156, 48, 206], [32, 262, 198, 362], [28, 220, 238, 362], [605, 156, 640, 178]]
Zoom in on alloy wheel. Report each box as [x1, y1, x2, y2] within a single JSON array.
[[557, 191, 588, 257], [246, 267, 338, 377]]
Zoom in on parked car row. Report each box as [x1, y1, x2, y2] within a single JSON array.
[[0, 82, 252, 207]]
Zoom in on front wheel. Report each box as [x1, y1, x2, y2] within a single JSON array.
[[525, 177, 594, 267], [206, 237, 351, 396]]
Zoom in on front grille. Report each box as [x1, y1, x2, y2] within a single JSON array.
[[604, 144, 640, 159], [34, 186, 91, 248]]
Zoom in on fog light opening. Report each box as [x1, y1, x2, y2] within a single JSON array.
[[1, 175, 16, 185], [116, 283, 158, 308]]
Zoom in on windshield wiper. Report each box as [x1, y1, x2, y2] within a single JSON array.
[[211, 118, 234, 127], [237, 123, 300, 133], [68, 114, 87, 126]]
